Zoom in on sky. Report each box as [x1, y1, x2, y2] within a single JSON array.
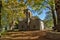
[[32, 10, 46, 20], [38, 10, 46, 20], [28, 6, 48, 20]]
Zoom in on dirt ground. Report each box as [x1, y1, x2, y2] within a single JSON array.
[[0, 30, 60, 40]]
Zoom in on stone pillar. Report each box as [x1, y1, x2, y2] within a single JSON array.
[[40, 21, 44, 30]]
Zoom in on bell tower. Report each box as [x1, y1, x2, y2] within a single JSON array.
[[24, 9, 30, 30]]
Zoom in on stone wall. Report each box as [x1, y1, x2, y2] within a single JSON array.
[[30, 18, 40, 30], [17, 18, 41, 31]]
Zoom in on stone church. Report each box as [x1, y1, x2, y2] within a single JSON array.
[[14, 9, 44, 31]]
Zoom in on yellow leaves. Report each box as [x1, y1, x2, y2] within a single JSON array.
[[15, 21, 18, 24], [27, 0, 32, 3], [20, 13, 26, 18], [2, 0, 6, 6], [11, 0, 18, 6], [34, 0, 40, 3], [14, 1, 18, 5], [2, 0, 32, 27], [48, 0, 55, 6]]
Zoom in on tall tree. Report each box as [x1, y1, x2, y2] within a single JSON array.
[[55, 0, 60, 31], [0, 0, 2, 31], [2, 0, 26, 30]]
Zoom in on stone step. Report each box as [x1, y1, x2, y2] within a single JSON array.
[[1, 31, 47, 40], [5, 31, 45, 37], [1, 36, 40, 40], [6, 31, 41, 34], [5, 33, 39, 37]]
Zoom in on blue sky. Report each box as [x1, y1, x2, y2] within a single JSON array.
[[28, 6, 48, 20], [38, 10, 46, 20], [32, 10, 46, 20]]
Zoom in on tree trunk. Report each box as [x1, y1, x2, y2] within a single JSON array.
[[55, 0, 60, 31], [0, 0, 2, 27], [50, 6, 57, 31]]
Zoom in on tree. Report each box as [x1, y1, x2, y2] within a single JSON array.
[[2, 0, 26, 30], [44, 0, 57, 29], [0, 0, 2, 32], [44, 11, 54, 29], [55, 0, 60, 31]]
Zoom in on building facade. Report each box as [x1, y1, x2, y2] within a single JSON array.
[[15, 16, 45, 31]]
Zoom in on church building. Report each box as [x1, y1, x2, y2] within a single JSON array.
[[14, 9, 45, 31]]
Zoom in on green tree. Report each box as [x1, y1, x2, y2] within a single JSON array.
[[44, 11, 54, 29], [55, 0, 60, 31], [44, 0, 57, 28]]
